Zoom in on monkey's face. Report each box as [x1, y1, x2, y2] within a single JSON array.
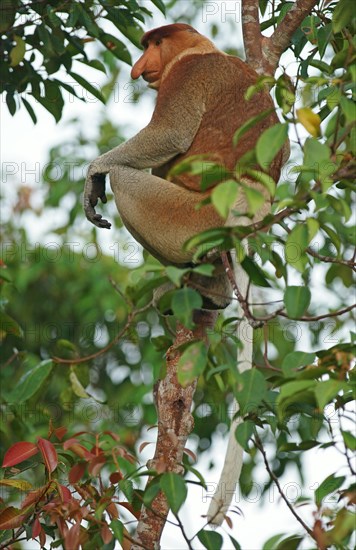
[[131, 38, 164, 90]]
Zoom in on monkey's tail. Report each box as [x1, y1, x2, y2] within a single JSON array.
[[206, 261, 252, 526]]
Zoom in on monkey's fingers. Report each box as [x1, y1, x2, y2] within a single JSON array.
[[84, 199, 112, 229], [92, 213, 112, 229]]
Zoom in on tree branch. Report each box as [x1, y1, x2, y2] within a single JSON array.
[[241, 0, 263, 70], [255, 434, 314, 539], [132, 310, 218, 549], [262, 0, 319, 74]]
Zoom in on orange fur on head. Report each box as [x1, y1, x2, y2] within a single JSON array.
[[141, 23, 199, 48]]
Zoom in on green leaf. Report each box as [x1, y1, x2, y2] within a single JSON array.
[[197, 530, 223, 550], [276, 535, 303, 550], [285, 224, 309, 273], [243, 186, 265, 215], [160, 473, 187, 515], [241, 256, 271, 287], [314, 379, 349, 410], [211, 180, 239, 219], [119, 479, 134, 502], [306, 218, 319, 241], [300, 138, 335, 191], [69, 369, 90, 399], [0, 311, 23, 338], [177, 341, 208, 386], [68, 71, 106, 103], [143, 479, 161, 507], [332, 0, 354, 33], [150, 0, 166, 14], [244, 168, 276, 196], [6, 92, 16, 115], [284, 286, 311, 318], [256, 123, 289, 168], [7, 360, 53, 403], [235, 420, 254, 451], [235, 369, 267, 415], [233, 108, 274, 145], [110, 519, 124, 542], [282, 351, 315, 376], [10, 35, 25, 67], [77, 4, 100, 37], [31, 80, 64, 122], [171, 288, 202, 327], [0, 0, 17, 33], [78, 59, 107, 74], [341, 430, 356, 451], [192, 264, 215, 277], [315, 474, 345, 507], [184, 227, 230, 252], [99, 33, 131, 64], [22, 97, 37, 124], [165, 266, 189, 286], [340, 96, 355, 124], [327, 509, 356, 545], [263, 534, 285, 550], [278, 380, 315, 402], [229, 535, 242, 550]]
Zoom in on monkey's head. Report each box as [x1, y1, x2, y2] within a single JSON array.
[[130, 23, 217, 89]]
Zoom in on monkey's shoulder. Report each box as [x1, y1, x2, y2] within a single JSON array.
[[172, 52, 259, 85]]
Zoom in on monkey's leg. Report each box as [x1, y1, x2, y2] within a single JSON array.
[[110, 165, 222, 266]]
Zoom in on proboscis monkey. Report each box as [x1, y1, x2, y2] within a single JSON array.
[[84, 23, 288, 524]]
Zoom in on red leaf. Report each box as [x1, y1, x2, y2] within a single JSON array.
[[37, 438, 58, 473], [183, 447, 197, 462], [0, 507, 26, 529], [57, 484, 72, 503], [109, 471, 122, 484], [88, 454, 106, 477], [69, 462, 86, 484], [138, 441, 151, 453], [39, 526, 46, 547], [32, 517, 41, 538], [225, 515, 233, 529], [103, 430, 120, 442], [54, 426, 67, 441], [21, 484, 50, 509], [101, 524, 113, 544], [118, 501, 140, 519], [107, 501, 119, 519], [63, 439, 93, 459], [2, 441, 38, 467], [64, 522, 81, 550]]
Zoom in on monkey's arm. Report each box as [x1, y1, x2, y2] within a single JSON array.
[[84, 63, 206, 228]]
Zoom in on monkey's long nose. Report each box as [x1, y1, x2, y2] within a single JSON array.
[[131, 55, 146, 79]]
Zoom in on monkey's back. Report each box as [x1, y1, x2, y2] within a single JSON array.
[[159, 52, 283, 192]]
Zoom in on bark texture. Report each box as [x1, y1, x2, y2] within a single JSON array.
[[132, 310, 217, 549]]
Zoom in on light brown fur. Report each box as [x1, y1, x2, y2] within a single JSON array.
[[83, 24, 287, 308]]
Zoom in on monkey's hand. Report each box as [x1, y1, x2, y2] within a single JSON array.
[[83, 171, 112, 229]]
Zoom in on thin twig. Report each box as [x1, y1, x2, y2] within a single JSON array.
[[338, 409, 356, 477], [255, 434, 314, 538], [221, 251, 264, 328], [52, 301, 153, 365], [279, 303, 356, 322], [174, 514, 195, 549]]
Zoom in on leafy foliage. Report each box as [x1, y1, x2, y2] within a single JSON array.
[[0, 0, 164, 121], [1, 0, 355, 548]]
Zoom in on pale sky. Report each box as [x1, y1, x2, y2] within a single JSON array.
[[1, 2, 352, 548]]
